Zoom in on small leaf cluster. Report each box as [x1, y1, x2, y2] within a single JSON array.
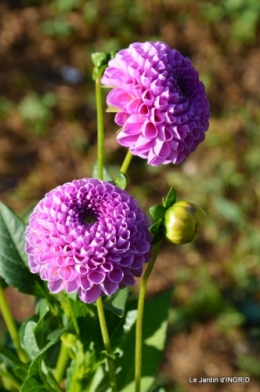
[[149, 188, 177, 244], [91, 50, 118, 80], [92, 160, 127, 190]]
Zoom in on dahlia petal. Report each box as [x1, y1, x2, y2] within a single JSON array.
[[122, 272, 135, 286], [132, 267, 143, 277], [101, 278, 119, 296], [134, 135, 154, 153], [65, 280, 79, 293], [142, 121, 158, 139], [117, 130, 139, 146], [107, 88, 132, 109], [48, 279, 64, 293], [80, 277, 91, 290], [154, 139, 171, 158], [109, 268, 123, 283], [88, 271, 105, 284], [80, 285, 102, 303], [115, 112, 130, 126], [126, 98, 142, 114]]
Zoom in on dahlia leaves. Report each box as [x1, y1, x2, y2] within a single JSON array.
[[0, 201, 27, 265], [66, 297, 96, 351], [20, 320, 62, 392], [162, 187, 177, 209], [92, 161, 113, 182], [0, 201, 45, 296], [149, 204, 166, 221], [115, 172, 127, 190], [103, 287, 129, 317], [149, 218, 163, 235], [115, 289, 173, 392], [21, 349, 58, 392]]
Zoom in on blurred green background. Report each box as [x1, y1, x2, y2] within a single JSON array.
[[1, 0, 260, 391]]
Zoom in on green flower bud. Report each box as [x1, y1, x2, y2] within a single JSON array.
[[164, 201, 205, 244]]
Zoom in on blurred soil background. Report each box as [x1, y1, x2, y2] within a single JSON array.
[[1, 0, 260, 391]]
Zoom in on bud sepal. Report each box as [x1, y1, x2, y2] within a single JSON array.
[[149, 188, 205, 245]]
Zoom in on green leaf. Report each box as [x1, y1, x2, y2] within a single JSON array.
[[67, 297, 93, 335], [92, 161, 113, 182], [91, 52, 108, 68], [21, 332, 62, 392], [103, 288, 129, 317], [21, 345, 58, 392], [149, 218, 163, 235], [0, 202, 45, 296], [0, 345, 28, 373], [22, 320, 40, 360], [38, 299, 50, 319], [149, 205, 166, 221], [163, 188, 177, 209], [115, 172, 127, 190], [21, 377, 47, 392], [0, 202, 27, 265], [109, 50, 118, 59], [115, 289, 173, 392]]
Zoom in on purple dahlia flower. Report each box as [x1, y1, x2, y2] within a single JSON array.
[[25, 178, 152, 303], [101, 41, 210, 165]]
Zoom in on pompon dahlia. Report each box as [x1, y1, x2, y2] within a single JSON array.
[[101, 41, 210, 166], [25, 178, 152, 303]]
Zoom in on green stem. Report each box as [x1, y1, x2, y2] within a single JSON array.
[[135, 241, 162, 392], [0, 283, 28, 363], [0, 345, 28, 373], [96, 297, 118, 392], [95, 65, 107, 180], [0, 368, 21, 390], [120, 150, 133, 175], [54, 341, 70, 384], [95, 63, 118, 392]]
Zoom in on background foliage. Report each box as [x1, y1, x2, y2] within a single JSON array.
[[1, 0, 260, 391]]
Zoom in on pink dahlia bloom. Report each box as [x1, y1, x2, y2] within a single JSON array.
[[101, 41, 210, 165], [25, 178, 152, 303]]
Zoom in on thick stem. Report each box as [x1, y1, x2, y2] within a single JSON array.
[[0, 283, 28, 363], [135, 241, 162, 392], [95, 65, 107, 181], [96, 297, 118, 392], [95, 65, 118, 392], [54, 341, 70, 384], [119, 150, 133, 175], [0, 368, 21, 390]]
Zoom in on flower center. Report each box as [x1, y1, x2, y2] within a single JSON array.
[[175, 74, 191, 98], [82, 214, 97, 225], [68, 202, 98, 227]]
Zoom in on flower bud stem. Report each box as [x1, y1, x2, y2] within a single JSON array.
[[95, 65, 107, 180], [95, 68, 118, 392], [96, 297, 118, 392], [135, 240, 162, 392], [0, 367, 21, 390], [0, 282, 28, 363], [120, 150, 133, 175], [54, 341, 71, 385]]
